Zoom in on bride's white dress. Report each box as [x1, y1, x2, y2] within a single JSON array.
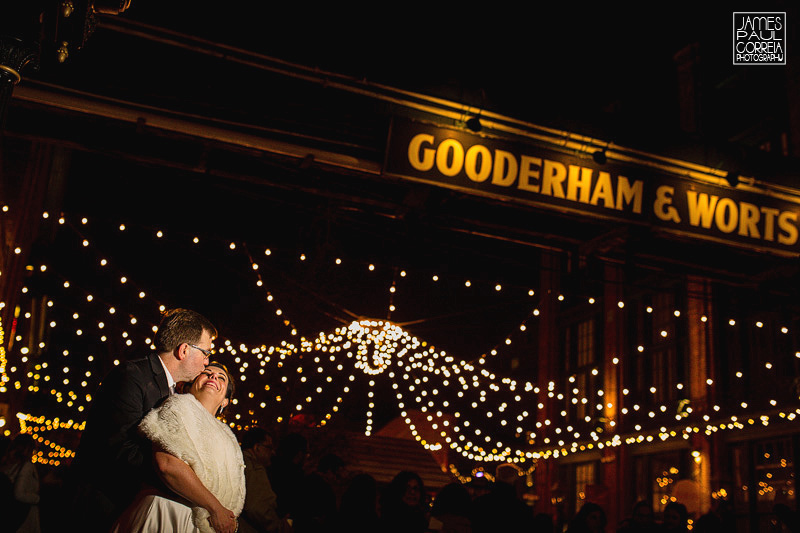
[[113, 488, 196, 532], [111, 393, 246, 533]]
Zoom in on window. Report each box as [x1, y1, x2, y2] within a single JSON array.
[[730, 436, 795, 532], [649, 292, 683, 406], [632, 451, 690, 518], [624, 288, 685, 428], [576, 461, 596, 504], [564, 318, 599, 425], [754, 439, 794, 514]]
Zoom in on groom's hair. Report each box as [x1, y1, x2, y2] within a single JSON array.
[[154, 308, 217, 353]]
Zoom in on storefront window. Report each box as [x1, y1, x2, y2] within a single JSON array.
[[564, 318, 599, 426], [755, 439, 794, 514], [731, 436, 795, 532], [632, 451, 691, 518], [576, 461, 596, 503]]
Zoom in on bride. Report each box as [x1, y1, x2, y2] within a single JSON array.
[[113, 362, 245, 533]]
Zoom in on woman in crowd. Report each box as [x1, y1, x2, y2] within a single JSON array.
[[113, 362, 245, 533], [380, 470, 429, 533]]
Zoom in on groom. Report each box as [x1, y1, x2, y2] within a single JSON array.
[[68, 308, 216, 532]]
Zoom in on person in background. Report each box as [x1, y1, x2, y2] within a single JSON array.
[[239, 426, 289, 533], [466, 472, 490, 501], [0, 433, 40, 533], [429, 481, 472, 533], [293, 453, 346, 533], [335, 473, 380, 533], [268, 432, 309, 525], [380, 470, 429, 533], [617, 500, 657, 532], [471, 463, 535, 533], [693, 499, 734, 533], [69, 308, 217, 531], [662, 501, 689, 533], [566, 501, 608, 533]]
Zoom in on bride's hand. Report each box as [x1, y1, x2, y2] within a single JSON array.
[[208, 505, 237, 533]]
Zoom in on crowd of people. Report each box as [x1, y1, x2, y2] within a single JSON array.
[[0, 307, 799, 532]]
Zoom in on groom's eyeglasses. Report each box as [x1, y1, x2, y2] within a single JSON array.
[[187, 343, 213, 357]]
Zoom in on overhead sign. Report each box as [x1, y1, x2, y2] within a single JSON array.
[[384, 118, 800, 256]]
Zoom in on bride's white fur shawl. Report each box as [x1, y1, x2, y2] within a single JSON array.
[[140, 393, 246, 533]]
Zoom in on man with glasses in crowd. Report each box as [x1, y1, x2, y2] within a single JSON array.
[[68, 308, 218, 532], [239, 426, 291, 533]]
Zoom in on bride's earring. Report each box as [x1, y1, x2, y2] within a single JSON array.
[[217, 398, 229, 416]]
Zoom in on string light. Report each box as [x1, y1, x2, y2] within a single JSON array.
[[3, 212, 798, 466]]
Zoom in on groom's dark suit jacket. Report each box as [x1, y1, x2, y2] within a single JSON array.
[[69, 351, 171, 529]]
